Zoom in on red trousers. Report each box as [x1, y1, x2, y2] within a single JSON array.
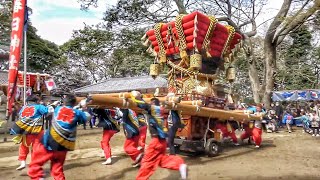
[[136, 138, 185, 180], [28, 141, 67, 180], [139, 126, 147, 148], [240, 127, 262, 146], [18, 134, 38, 161], [216, 124, 238, 143], [124, 135, 141, 161], [18, 132, 43, 161], [100, 130, 117, 159]]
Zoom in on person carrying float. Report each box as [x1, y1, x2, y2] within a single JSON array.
[[94, 108, 120, 165], [240, 105, 264, 148], [137, 113, 148, 151], [28, 94, 90, 180], [116, 107, 144, 167], [131, 91, 187, 180], [10, 94, 54, 171], [215, 120, 239, 146], [167, 109, 185, 154]]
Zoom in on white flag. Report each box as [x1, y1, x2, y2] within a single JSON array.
[[45, 78, 56, 91]]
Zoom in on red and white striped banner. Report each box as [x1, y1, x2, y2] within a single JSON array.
[[7, 0, 26, 115]]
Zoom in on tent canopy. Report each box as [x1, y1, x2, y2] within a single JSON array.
[[272, 89, 320, 102]]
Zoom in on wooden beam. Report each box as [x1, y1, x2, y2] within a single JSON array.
[[82, 95, 261, 122]]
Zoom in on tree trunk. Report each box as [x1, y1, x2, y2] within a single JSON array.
[[246, 39, 261, 103], [262, 39, 277, 108], [173, 0, 187, 14], [248, 59, 261, 103]]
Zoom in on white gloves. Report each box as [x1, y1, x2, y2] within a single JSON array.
[[131, 91, 141, 98], [115, 107, 123, 118], [52, 101, 61, 106], [80, 99, 87, 107], [47, 105, 55, 113]]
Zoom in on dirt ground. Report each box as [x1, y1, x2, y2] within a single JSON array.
[[0, 126, 320, 180]]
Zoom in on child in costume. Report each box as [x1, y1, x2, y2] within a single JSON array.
[[131, 91, 187, 180], [118, 108, 144, 167], [282, 111, 293, 133], [28, 94, 89, 180], [137, 113, 148, 151], [10, 94, 51, 171], [95, 108, 120, 165]]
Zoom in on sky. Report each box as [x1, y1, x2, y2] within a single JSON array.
[[27, 0, 283, 45], [28, 0, 117, 45]]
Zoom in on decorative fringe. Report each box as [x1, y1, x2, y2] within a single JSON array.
[[141, 33, 147, 41], [142, 39, 150, 46]]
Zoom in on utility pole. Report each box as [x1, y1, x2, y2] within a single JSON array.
[[316, 64, 319, 88]]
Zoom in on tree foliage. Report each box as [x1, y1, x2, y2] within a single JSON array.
[[59, 25, 152, 87]]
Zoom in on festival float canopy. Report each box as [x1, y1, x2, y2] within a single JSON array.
[[142, 11, 242, 96]]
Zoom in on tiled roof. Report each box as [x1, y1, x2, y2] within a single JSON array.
[[73, 76, 168, 94]]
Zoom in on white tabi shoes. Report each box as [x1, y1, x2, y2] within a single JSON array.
[[102, 158, 112, 165], [16, 160, 26, 170], [179, 164, 188, 180], [132, 153, 144, 167]]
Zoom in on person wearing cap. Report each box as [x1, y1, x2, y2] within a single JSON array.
[[131, 91, 187, 180], [28, 94, 90, 180], [10, 94, 50, 171]]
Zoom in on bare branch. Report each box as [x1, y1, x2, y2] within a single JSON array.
[[274, 0, 312, 40], [173, 0, 187, 14], [265, 0, 292, 43], [276, 0, 320, 45]]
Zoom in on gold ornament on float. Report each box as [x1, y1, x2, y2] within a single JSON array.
[[190, 53, 202, 70], [150, 64, 160, 78], [226, 67, 236, 82]]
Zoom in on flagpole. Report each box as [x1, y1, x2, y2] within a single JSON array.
[[23, 30, 27, 105]]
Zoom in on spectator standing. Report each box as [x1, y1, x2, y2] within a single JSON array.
[[310, 110, 320, 136], [274, 102, 284, 128]]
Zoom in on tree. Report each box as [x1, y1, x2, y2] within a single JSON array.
[[109, 28, 152, 77], [61, 25, 114, 83], [261, 0, 320, 106], [276, 25, 316, 90], [26, 25, 62, 73], [0, 0, 12, 45]]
